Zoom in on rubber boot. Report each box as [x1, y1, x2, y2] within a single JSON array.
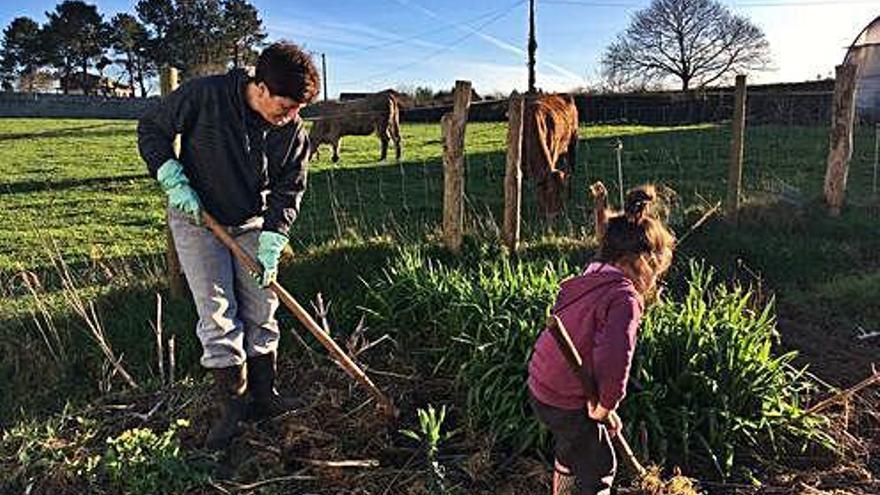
[[204, 365, 248, 450], [247, 352, 299, 420], [553, 460, 579, 495]]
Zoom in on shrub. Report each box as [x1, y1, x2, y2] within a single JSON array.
[[623, 261, 833, 477], [363, 248, 833, 477], [364, 247, 566, 452]]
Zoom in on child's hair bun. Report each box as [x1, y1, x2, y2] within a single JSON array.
[[624, 185, 656, 223]]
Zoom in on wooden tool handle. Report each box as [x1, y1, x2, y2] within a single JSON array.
[[546, 315, 599, 401], [202, 211, 398, 419], [545, 315, 646, 476]]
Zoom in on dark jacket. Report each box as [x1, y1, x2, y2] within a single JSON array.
[[138, 69, 309, 237], [528, 263, 643, 411]]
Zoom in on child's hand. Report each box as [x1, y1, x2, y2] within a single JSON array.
[[605, 410, 622, 437], [587, 403, 622, 437]]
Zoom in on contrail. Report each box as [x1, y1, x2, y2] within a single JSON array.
[[390, 0, 584, 85]]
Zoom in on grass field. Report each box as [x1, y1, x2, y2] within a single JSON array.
[[2, 117, 877, 274], [1, 117, 878, 492], [1, 116, 878, 389]]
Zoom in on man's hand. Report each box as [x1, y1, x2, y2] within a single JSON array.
[[587, 402, 622, 437], [157, 159, 202, 224], [256, 231, 288, 288], [589, 181, 608, 202]]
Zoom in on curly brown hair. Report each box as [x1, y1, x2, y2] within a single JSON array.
[[255, 41, 320, 103], [596, 184, 676, 293]]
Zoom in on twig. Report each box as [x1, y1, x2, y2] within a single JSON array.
[[52, 243, 138, 389], [287, 326, 320, 369], [208, 480, 231, 495], [331, 397, 376, 426], [223, 471, 316, 492], [168, 335, 176, 385], [806, 370, 880, 414], [676, 201, 721, 247], [313, 292, 332, 334], [130, 398, 164, 422], [354, 333, 395, 356], [369, 368, 417, 380], [382, 450, 421, 495], [294, 458, 380, 469], [154, 293, 165, 385], [855, 325, 880, 341]]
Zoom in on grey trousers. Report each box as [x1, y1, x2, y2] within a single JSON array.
[[530, 392, 617, 495], [168, 207, 281, 369]]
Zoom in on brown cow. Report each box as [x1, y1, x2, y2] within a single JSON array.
[[309, 90, 402, 162], [521, 93, 578, 219]]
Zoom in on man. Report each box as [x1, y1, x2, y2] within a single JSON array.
[[138, 42, 319, 449]]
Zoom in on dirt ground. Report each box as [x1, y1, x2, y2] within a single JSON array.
[[21, 340, 876, 495], [13, 304, 879, 495]]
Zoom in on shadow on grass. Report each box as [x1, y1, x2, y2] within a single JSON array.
[[0, 122, 133, 142], [2, 173, 149, 195], [0, 238, 405, 426], [294, 129, 704, 248], [4, 122, 878, 423]]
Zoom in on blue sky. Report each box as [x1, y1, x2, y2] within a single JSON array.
[[2, 0, 879, 96]]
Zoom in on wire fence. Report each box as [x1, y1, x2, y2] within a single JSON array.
[[286, 86, 878, 250]]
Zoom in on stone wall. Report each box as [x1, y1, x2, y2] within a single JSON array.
[[0, 80, 839, 126], [0, 92, 158, 119]]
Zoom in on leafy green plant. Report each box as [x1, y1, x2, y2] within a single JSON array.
[[401, 404, 456, 495], [624, 261, 835, 477], [100, 419, 206, 495], [0, 403, 100, 493], [365, 247, 565, 452], [365, 248, 835, 480]]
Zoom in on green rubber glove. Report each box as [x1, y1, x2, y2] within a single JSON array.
[[157, 159, 202, 224], [256, 231, 288, 287]]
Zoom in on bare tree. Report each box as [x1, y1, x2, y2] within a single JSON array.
[[602, 0, 770, 91]]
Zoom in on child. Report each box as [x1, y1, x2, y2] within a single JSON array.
[[527, 182, 675, 495]]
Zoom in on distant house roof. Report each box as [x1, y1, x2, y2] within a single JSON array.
[[60, 72, 132, 93], [433, 87, 481, 103], [339, 92, 373, 101]]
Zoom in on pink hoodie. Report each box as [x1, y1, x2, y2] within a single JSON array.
[[528, 263, 643, 411]]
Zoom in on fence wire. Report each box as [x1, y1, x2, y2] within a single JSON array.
[[290, 89, 878, 250]]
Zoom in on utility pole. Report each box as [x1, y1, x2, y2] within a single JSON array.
[[322, 53, 328, 101], [527, 0, 536, 94]]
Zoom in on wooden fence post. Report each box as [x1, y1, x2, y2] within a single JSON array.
[[726, 74, 747, 222], [503, 91, 524, 252], [442, 80, 472, 254], [824, 64, 858, 216], [160, 66, 185, 299]]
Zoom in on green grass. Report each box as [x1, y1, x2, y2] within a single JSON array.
[[1, 117, 877, 417], [0, 116, 877, 490], [2, 118, 877, 277]]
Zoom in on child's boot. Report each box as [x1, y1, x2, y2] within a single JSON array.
[[553, 460, 578, 495]]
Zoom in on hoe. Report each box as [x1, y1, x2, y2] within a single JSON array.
[[547, 315, 699, 495], [202, 211, 399, 420]]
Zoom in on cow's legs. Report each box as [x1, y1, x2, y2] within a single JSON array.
[[379, 134, 389, 162], [332, 138, 340, 163], [391, 123, 402, 161], [565, 132, 577, 179]]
